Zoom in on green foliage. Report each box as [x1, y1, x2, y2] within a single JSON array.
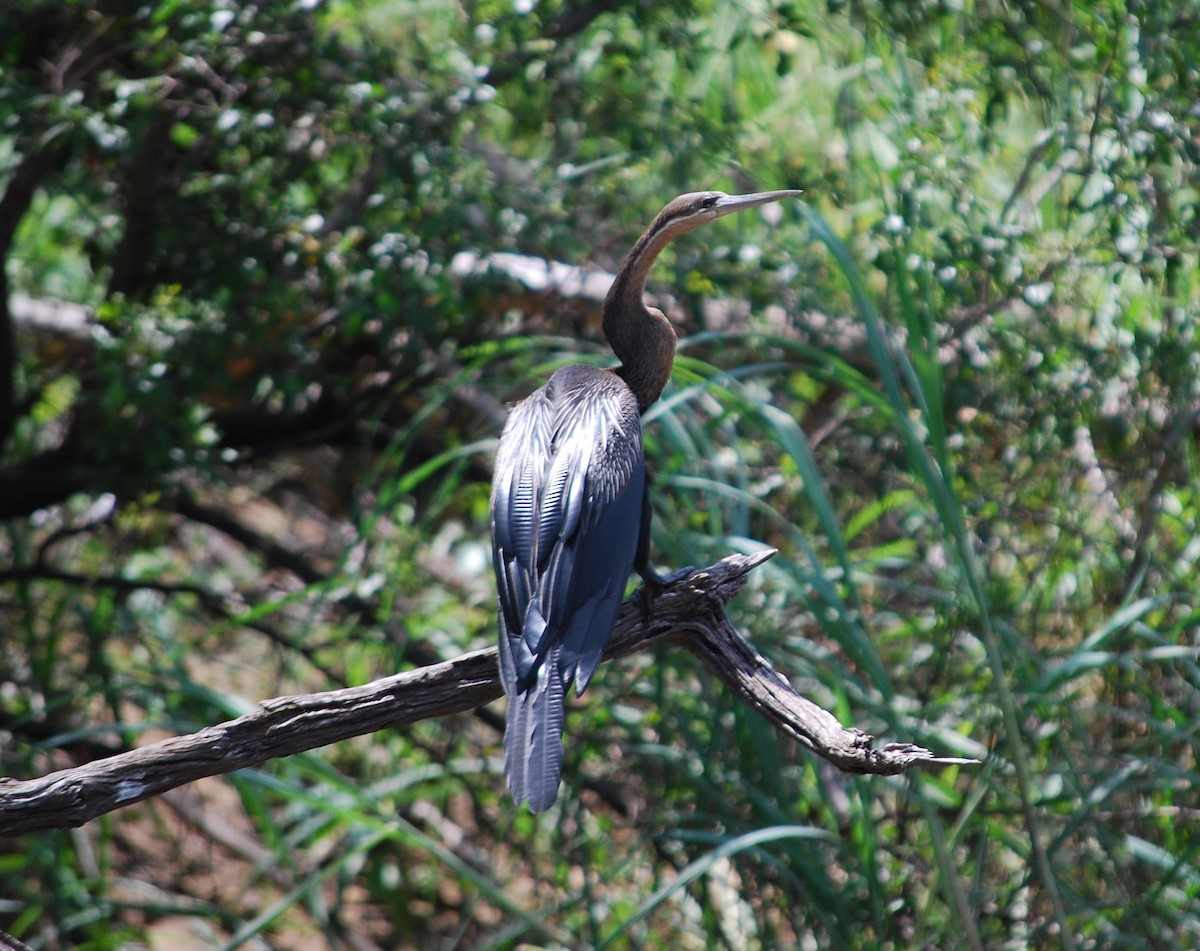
[[2, 0, 1199, 947]]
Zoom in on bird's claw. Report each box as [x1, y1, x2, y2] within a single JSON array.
[[660, 565, 697, 585], [635, 564, 696, 619]]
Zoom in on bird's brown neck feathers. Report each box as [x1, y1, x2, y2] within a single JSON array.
[[603, 207, 696, 412]]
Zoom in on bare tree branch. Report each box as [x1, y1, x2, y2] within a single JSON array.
[[0, 551, 974, 835]]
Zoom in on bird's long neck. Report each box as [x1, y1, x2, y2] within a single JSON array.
[[603, 214, 687, 412]]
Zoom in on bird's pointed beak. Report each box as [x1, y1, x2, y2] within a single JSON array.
[[713, 189, 803, 217]]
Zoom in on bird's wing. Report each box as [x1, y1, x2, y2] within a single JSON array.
[[491, 369, 644, 697], [491, 384, 555, 699], [492, 370, 645, 811]]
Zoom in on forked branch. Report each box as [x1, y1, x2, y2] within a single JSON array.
[[0, 551, 973, 835]]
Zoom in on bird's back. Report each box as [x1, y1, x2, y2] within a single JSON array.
[[491, 364, 646, 811]]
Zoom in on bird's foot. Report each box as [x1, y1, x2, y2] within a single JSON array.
[[661, 565, 698, 585], [635, 564, 696, 619]]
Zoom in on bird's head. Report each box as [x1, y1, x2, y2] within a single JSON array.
[[652, 188, 803, 239]]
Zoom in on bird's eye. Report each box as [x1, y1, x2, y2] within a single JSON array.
[[701, 195, 719, 208]]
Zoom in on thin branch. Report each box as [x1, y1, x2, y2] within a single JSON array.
[[0, 564, 216, 599], [0, 551, 974, 835], [0, 561, 348, 685], [481, 0, 622, 89], [166, 493, 329, 585]]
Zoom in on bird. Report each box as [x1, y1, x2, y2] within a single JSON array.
[[491, 188, 802, 812]]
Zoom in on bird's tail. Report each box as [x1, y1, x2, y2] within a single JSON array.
[[504, 649, 566, 813]]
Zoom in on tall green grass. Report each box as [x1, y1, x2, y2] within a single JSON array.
[[604, 200, 1200, 948]]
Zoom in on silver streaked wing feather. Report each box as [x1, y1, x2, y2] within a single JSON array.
[[490, 365, 646, 811]]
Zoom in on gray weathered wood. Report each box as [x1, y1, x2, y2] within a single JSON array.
[[0, 550, 973, 835]]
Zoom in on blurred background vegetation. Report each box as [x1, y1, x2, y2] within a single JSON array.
[[1, 0, 1197, 947]]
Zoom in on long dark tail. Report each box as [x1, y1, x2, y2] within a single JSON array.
[[504, 649, 566, 813]]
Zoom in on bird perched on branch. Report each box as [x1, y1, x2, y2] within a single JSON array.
[[491, 188, 801, 812]]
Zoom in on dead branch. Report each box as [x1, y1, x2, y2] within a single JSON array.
[[0, 550, 973, 835]]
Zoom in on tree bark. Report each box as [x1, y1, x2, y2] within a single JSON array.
[[0, 551, 973, 835], [0, 144, 68, 452]]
